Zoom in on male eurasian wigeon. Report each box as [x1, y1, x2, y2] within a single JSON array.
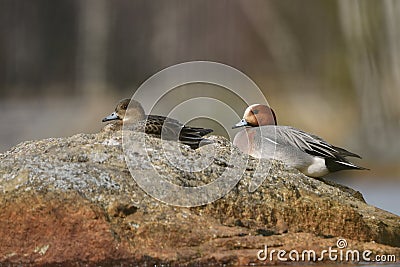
[[102, 98, 213, 149], [232, 104, 368, 177]]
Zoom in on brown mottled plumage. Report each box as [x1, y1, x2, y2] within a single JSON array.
[[102, 99, 213, 149]]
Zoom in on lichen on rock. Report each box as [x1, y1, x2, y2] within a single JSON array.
[[0, 128, 399, 266]]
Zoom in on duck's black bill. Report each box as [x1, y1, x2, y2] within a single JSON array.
[[232, 119, 248, 129]]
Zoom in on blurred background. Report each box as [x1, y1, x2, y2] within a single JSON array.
[[1, 0, 399, 214]]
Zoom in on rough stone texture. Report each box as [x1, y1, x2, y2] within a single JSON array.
[[0, 126, 399, 266]]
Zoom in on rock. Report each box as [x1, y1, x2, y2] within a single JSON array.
[[0, 127, 399, 266]]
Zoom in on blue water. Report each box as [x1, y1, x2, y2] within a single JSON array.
[[330, 178, 400, 216]]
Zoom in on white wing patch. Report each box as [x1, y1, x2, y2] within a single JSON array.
[[264, 137, 279, 145], [334, 160, 358, 168]]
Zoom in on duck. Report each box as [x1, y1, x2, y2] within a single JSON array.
[[232, 104, 368, 177], [102, 98, 213, 149]]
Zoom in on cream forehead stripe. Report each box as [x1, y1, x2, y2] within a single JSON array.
[[243, 104, 260, 118]]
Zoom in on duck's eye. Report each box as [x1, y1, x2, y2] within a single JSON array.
[[252, 109, 259, 114]]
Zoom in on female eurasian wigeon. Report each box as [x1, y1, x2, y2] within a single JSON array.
[[102, 98, 213, 149], [232, 104, 368, 177]]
